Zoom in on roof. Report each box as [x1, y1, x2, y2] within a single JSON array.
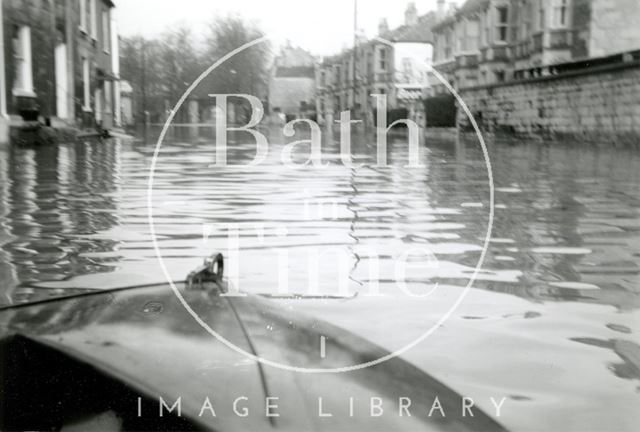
[[432, 0, 490, 31], [458, 0, 490, 14], [432, 13, 457, 31], [317, 11, 437, 68], [319, 52, 351, 67], [275, 45, 316, 68], [381, 12, 437, 43]]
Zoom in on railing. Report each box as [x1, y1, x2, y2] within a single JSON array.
[[511, 48, 640, 83]]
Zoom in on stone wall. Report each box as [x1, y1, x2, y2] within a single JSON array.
[[458, 61, 640, 145]]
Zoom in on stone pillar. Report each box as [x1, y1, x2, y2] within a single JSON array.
[[188, 99, 199, 140]]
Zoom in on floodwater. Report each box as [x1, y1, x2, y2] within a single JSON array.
[[0, 129, 639, 430]]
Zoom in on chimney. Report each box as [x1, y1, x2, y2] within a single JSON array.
[[405, 2, 418, 26], [437, 0, 445, 19], [378, 18, 389, 36]]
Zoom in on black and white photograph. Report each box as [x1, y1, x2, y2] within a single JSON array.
[[0, 0, 639, 431]]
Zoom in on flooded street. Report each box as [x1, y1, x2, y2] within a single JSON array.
[[1, 131, 639, 429], [2, 132, 638, 306]]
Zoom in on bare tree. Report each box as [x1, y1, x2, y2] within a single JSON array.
[[120, 16, 270, 125], [120, 35, 164, 122], [202, 15, 271, 98], [158, 26, 204, 123]]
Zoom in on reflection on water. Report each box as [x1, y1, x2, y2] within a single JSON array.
[[0, 129, 639, 428], [0, 142, 123, 304], [3, 132, 637, 309]]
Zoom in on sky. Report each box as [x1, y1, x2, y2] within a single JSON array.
[[116, 0, 461, 56]]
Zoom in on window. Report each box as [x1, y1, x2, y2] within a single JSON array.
[[79, 0, 87, 32], [520, 1, 532, 39], [12, 26, 33, 95], [480, 12, 487, 46], [102, 10, 110, 52], [90, 0, 97, 39], [402, 57, 413, 82], [466, 20, 479, 51], [82, 57, 91, 111], [484, 11, 490, 44], [553, 0, 569, 27], [457, 20, 466, 51], [495, 6, 509, 42], [444, 31, 452, 58], [538, 3, 545, 30], [495, 70, 506, 82], [378, 47, 387, 71]]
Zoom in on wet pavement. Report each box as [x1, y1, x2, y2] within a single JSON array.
[[0, 129, 639, 430]]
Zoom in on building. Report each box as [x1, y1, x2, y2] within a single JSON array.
[[268, 42, 316, 121], [427, 0, 640, 140], [384, 6, 437, 125], [430, 0, 640, 93], [0, 0, 121, 144], [431, 0, 511, 94], [316, 2, 436, 127]]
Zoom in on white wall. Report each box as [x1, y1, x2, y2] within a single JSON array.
[[393, 42, 433, 87]]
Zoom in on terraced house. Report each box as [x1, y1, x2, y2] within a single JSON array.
[[316, 3, 436, 127], [0, 0, 121, 144], [430, 0, 640, 95]]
